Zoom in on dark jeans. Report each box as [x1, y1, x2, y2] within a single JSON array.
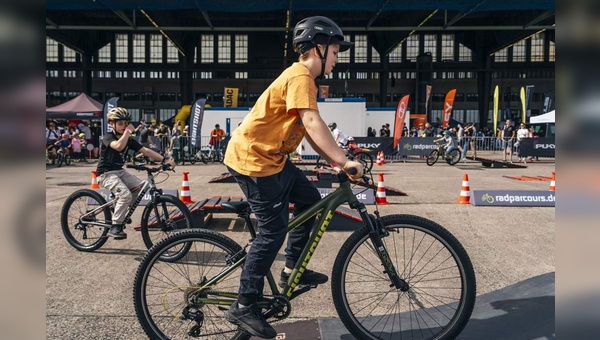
[[227, 160, 320, 304]]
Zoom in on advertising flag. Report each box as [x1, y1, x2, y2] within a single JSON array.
[[224, 87, 239, 107], [393, 95, 410, 149], [424, 85, 432, 114], [102, 97, 119, 135], [441, 89, 457, 129], [319, 85, 330, 98], [493, 86, 499, 133], [190, 98, 206, 147], [520, 87, 526, 124]]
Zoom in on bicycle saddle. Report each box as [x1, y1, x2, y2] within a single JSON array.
[[221, 201, 251, 214]]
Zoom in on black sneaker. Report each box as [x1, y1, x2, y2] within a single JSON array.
[[225, 301, 276, 339], [107, 225, 127, 239], [279, 269, 328, 288]]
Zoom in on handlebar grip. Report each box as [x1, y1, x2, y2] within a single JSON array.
[[349, 168, 358, 176]]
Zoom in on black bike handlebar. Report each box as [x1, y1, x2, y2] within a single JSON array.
[[126, 163, 174, 173]]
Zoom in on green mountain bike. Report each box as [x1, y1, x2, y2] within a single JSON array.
[[133, 169, 476, 339]]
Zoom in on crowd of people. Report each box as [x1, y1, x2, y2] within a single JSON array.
[[46, 120, 101, 163]]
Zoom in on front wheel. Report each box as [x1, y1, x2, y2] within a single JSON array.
[[56, 152, 64, 167], [331, 214, 476, 340], [140, 194, 194, 261], [64, 152, 71, 166], [60, 189, 110, 251], [134, 229, 246, 339], [426, 150, 439, 166]]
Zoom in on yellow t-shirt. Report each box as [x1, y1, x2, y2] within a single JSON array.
[[224, 62, 318, 176]]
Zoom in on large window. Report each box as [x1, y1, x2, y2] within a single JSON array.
[[423, 34, 437, 61], [441, 34, 454, 61], [549, 41, 555, 62], [389, 43, 402, 63], [512, 40, 526, 62], [354, 35, 368, 63], [133, 34, 145, 63], [150, 34, 163, 63], [458, 43, 472, 62], [234, 35, 248, 63], [218, 35, 231, 63], [494, 48, 508, 62], [530, 33, 544, 62], [201, 35, 214, 63], [406, 35, 419, 62], [115, 34, 128, 63], [166, 42, 178, 63], [46, 37, 58, 62], [98, 43, 111, 63], [337, 35, 351, 63], [371, 47, 380, 63], [235, 72, 248, 79], [63, 46, 78, 62]]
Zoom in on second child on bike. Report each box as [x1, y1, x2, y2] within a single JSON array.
[[223, 16, 363, 339], [434, 130, 458, 160], [96, 107, 176, 240], [328, 122, 349, 147]]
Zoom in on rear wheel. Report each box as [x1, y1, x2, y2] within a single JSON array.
[[60, 189, 110, 251], [140, 194, 194, 261], [134, 229, 247, 339], [426, 150, 439, 166], [332, 214, 476, 340]]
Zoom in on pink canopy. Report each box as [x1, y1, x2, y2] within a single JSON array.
[[46, 93, 103, 118]]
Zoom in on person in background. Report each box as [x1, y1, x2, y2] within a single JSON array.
[[209, 124, 226, 162], [71, 131, 82, 161], [328, 122, 349, 147], [367, 126, 376, 137], [78, 122, 92, 160], [501, 119, 516, 162], [223, 16, 362, 339], [379, 124, 388, 137], [434, 130, 458, 160], [384, 123, 391, 137], [515, 122, 529, 163], [91, 121, 102, 159], [96, 108, 176, 239]]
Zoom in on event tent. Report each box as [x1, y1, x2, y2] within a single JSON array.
[[530, 110, 555, 124], [46, 93, 103, 119]]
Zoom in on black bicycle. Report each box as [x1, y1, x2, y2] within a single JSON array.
[[426, 142, 461, 166], [316, 147, 374, 172], [133, 167, 476, 339], [60, 163, 193, 261]]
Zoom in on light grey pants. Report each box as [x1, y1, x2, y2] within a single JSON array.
[[98, 169, 142, 225]]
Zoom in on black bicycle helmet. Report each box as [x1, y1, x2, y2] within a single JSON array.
[[107, 107, 131, 121], [293, 16, 353, 79], [328, 122, 337, 129]]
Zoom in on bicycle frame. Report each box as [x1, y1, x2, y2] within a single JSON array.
[[79, 173, 160, 229], [190, 173, 407, 310]]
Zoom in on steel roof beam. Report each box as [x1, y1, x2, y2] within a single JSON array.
[[113, 10, 136, 28], [523, 11, 554, 29], [46, 25, 555, 31]]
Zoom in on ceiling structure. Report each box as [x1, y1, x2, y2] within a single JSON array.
[[46, 0, 555, 58]]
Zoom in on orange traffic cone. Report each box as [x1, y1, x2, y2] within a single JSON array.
[[380, 150, 386, 164], [549, 172, 555, 191], [90, 170, 100, 189], [375, 151, 383, 166], [180, 171, 193, 204], [375, 173, 390, 205], [457, 174, 471, 204]]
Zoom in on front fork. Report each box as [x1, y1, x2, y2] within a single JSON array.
[[353, 203, 410, 291]]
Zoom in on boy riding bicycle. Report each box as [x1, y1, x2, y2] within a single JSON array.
[[434, 130, 458, 160], [96, 107, 176, 239], [223, 16, 362, 339]]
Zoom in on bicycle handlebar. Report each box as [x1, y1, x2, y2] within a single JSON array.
[[126, 163, 174, 173]]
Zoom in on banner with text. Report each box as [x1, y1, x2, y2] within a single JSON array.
[[393, 94, 410, 149], [471, 190, 555, 207], [397, 137, 438, 156], [102, 97, 119, 135], [224, 87, 239, 107], [190, 98, 206, 147], [493, 85, 499, 133], [353, 137, 394, 156], [441, 89, 457, 129], [318, 187, 375, 205], [517, 138, 555, 157]]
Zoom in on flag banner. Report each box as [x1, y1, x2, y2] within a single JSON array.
[[190, 98, 206, 147], [441, 89, 457, 129], [525, 85, 534, 119], [520, 87, 526, 124], [393, 95, 410, 149], [319, 85, 330, 98], [493, 86, 499, 133], [224, 87, 239, 107], [425, 85, 432, 114], [102, 97, 119, 135]]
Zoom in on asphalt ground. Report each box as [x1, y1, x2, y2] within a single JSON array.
[[46, 152, 555, 339]]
